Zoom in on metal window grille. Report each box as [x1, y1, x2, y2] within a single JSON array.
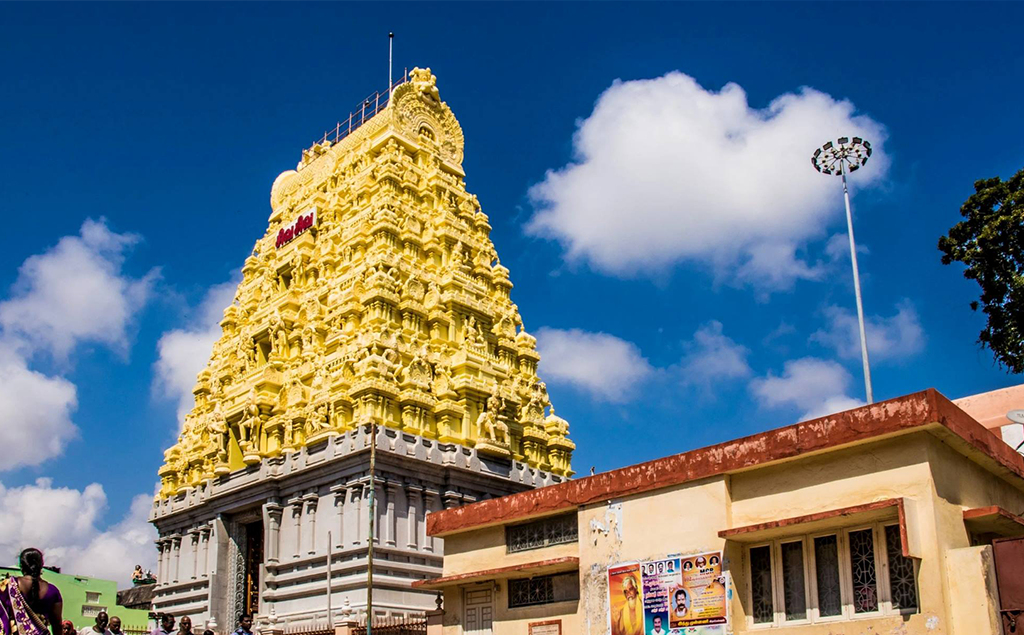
[[813, 535, 842, 617], [509, 576, 554, 608], [749, 545, 774, 623], [781, 541, 807, 620], [884, 525, 919, 611], [507, 571, 578, 609], [506, 514, 578, 553], [848, 529, 879, 613]]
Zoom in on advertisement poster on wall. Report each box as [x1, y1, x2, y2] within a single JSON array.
[[674, 552, 728, 629], [608, 562, 644, 635], [609, 552, 728, 634]]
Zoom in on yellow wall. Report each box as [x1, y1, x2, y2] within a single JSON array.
[[441, 582, 580, 635], [436, 430, 1024, 635], [441, 521, 580, 577]]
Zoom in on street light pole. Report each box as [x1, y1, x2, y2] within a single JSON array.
[[813, 137, 874, 404]]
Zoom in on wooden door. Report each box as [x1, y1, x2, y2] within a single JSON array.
[[464, 587, 494, 634]]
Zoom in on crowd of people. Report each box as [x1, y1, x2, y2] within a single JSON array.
[[0, 549, 254, 635], [149, 612, 253, 635]]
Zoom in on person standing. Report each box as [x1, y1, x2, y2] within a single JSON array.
[[177, 617, 193, 635], [0, 548, 64, 635], [152, 614, 175, 635], [79, 611, 111, 635], [233, 614, 252, 635], [108, 617, 125, 635], [61, 622, 75, 635]]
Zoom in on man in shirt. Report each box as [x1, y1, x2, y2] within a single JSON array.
[[80, 612, 111, 635], [152, 614, 176, 635], [108, 617, 125, 635], [233, 614, 253, 635], [650, 616, 668, 635]]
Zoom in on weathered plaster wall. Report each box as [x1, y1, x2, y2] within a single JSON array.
[[945, 545, 1001, 635], [577, 476, 731, 635]]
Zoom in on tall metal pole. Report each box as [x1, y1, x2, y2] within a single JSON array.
[[388, 33, 394, 96], [812, 137, 875, 405], [366, 418, 376, 635], [841, 164, 874, 404], [327, 531, 333, 629]]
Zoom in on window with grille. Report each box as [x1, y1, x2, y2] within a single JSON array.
[[506, 513, 578, 553], [746, 523, 917, 627], [507, 571, 580, 608]]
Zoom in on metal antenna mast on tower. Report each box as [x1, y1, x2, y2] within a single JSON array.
[[812, 137, 875, 404], [388, 32, 394, 96]]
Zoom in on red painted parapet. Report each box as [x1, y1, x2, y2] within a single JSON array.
[[426, 389, 1022, 537]]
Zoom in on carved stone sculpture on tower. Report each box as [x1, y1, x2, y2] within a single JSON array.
[[156, 67, 574, 500]]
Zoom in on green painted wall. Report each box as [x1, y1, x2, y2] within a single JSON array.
[[0, 568, 150, 631]]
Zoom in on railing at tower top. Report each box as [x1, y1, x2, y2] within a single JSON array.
[[304, 70, 409, 161]]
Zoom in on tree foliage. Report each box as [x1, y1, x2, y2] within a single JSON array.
[[939, 168, 1024, 372]]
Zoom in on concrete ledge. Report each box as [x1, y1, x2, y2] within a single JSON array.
[[964, 505, 1024, 537]]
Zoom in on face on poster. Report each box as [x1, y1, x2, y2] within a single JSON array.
[[608, 563, 644, 635]]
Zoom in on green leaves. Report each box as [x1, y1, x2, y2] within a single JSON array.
[[939, 168, 1024, 373]]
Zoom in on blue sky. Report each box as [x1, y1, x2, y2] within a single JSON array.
[[1, 3, 1023, 580]]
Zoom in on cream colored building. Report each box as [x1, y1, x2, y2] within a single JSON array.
[[417, 388, 1024, 634]]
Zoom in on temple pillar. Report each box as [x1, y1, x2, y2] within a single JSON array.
[[424, 489, 440, 553], [406, 485, 422, 550], [200, 525, 211, 577], [348, 485, 362, 546], [330, 484, 346, 549], [385, 481, 399, 547], [190, 529, 201, 579], [304, 493, 318, 555], [172, 535, 182, 583], [289, 497, 304, 558], [155, 539, 166, 584], [373, 481, 385, 545], [265, 500, 283, 564]]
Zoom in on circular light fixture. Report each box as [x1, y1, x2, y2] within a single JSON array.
[[812, 137, 872, 175]]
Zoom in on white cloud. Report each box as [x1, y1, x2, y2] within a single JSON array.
[[0, 479, 155, 586], [824, 232, 869, 263], [680, 321, 751, 387], [536, 327, 653, 403], [0, 342, 78, 470], [0, 218, 158, 360], [154, 277, 239, 423], [526, 72, 888, 290], [0, 219, 156, 468], [750, 357, 864, 421], [811, 300, 925, 362]]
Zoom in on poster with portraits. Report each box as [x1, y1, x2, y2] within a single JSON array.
[[640, 557, 677, 634], [673, 552, 728, 628], [608, 552, 728, 635]]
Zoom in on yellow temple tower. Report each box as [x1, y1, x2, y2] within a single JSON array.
[[150, 68, 574, 627]]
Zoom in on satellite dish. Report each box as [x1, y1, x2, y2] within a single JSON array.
[[1007, 410, 1024, 425]]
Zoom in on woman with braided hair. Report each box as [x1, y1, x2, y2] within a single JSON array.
[[0, 548, 63, 635]]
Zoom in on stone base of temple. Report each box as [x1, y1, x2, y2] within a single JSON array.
[[150, 425, 563, 629]]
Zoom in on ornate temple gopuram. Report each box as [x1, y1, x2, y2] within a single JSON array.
[[149, 69, 575, 628]]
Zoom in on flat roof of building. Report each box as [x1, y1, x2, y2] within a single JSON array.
[[427, 388, 1024, 537]]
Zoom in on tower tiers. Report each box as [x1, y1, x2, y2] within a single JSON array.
[[150, 68, 574, 628]]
